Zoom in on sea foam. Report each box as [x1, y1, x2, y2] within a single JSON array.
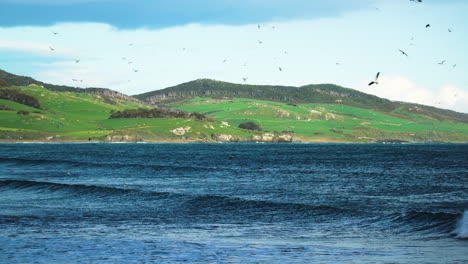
[[454, 210, 468, 239]]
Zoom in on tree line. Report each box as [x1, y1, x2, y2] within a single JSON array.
[[109, 108, 208, 120]]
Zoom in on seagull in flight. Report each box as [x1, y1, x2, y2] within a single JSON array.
[[74, 59, 80, 63], [278, 67, 283, 72], [398, 49, 409, 57], [49, 46, 55, 51], [242, 77, 248, 83], [425, 24, 431, 28], [222, 59, 227, 63], [132, 68, 139, 72], [448, 28, 452, 33], [438, 60, 446, 65], [410, 0, 422, 2], [368, 72, 380, 86]]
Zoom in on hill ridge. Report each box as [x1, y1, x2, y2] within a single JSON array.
[[0, 69, 142, 104]]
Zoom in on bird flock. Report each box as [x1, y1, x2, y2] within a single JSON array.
[[368, 0, 457, 88], [45, 0, 460, 102]]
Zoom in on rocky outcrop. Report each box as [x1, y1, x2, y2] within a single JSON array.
[[171, 127, 191, 136], [248, 132, 295, 143], [105, 134, 142, 143], [211, 134, 241, 142]]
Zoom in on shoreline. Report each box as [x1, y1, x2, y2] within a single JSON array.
[[0, 140, 465, 144]]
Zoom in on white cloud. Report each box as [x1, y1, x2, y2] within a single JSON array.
[[356, 76, 468, 113], [0, 40, 74, 56]]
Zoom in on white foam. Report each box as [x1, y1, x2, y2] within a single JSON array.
[[454, 210, 468, 239]]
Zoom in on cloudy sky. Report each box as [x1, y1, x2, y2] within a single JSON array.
[[1, 0, 467, 112]]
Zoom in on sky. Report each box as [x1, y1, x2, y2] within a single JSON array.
[[1, 0, 468, 113]]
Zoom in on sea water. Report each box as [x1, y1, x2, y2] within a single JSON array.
[[0, 143, 467, 263]]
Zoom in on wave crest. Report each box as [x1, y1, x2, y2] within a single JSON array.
[[453, 210, 468, 239]]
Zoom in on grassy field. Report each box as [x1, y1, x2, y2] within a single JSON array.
[[170, 97, 468, 142], [1, 86, 467, 142]]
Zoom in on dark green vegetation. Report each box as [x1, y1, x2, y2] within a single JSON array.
[[0, 78, 11, 87], [109, 108, 208, 120], [0, 70, 467, 143], [0, 88, 41, 109], [239, 122, 262, 131]]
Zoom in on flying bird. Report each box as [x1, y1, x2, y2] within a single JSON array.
[[452, 64, 457, 68], [257, 24, 261, 29], [368, 72, 380, 86], [132, 68, 139, 72], [222, 59, 227, 63], [242, 77, 248, 83], [410, 0, 422, 2], [258, 40, 263, 44], [74, 59, 80, 63], [425, 24, 431, 28], [398, 49, 409, 57], [336, 62, 341, 66], [278, 67, 283, 71], [448, 28, 452, 32], [49, 46, 55, 51], [438, 60, 446, 65]]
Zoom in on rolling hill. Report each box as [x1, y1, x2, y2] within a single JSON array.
[[0, 70, 467, 143]]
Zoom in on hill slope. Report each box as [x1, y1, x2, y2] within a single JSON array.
[[167, 97, 468, 143], [134, 79, 468, 124], [0, 69, 141, 104]]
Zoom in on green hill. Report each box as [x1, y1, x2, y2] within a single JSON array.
[[134, 79, 468, 124], [1, 70, 467, 143], [0, 83, 256, 143], [0, 69, 141, 104]]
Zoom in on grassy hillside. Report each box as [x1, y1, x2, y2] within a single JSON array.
[[134, 79, 468, 124], [0, 85, 264, 142], [0, 69, 141, 104], [1, 70, 467, 143], [169, 97, 468, 143]]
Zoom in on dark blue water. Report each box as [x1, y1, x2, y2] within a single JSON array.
[[0, 143, 467, 263]]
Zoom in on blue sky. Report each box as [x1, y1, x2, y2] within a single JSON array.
[[0, 0, 367, 28], [1, 0, 468, 112]]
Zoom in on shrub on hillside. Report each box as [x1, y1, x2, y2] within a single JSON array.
[[238, 122, 262, 131], [17, 110, 30, 115], [0, 79, 11, 87], [109, 108, 208, 120], [0, 105, 13, 111], [0, 88, 40, 109]]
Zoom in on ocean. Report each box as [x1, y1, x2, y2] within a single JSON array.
[[0, 143, 467, 263]]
